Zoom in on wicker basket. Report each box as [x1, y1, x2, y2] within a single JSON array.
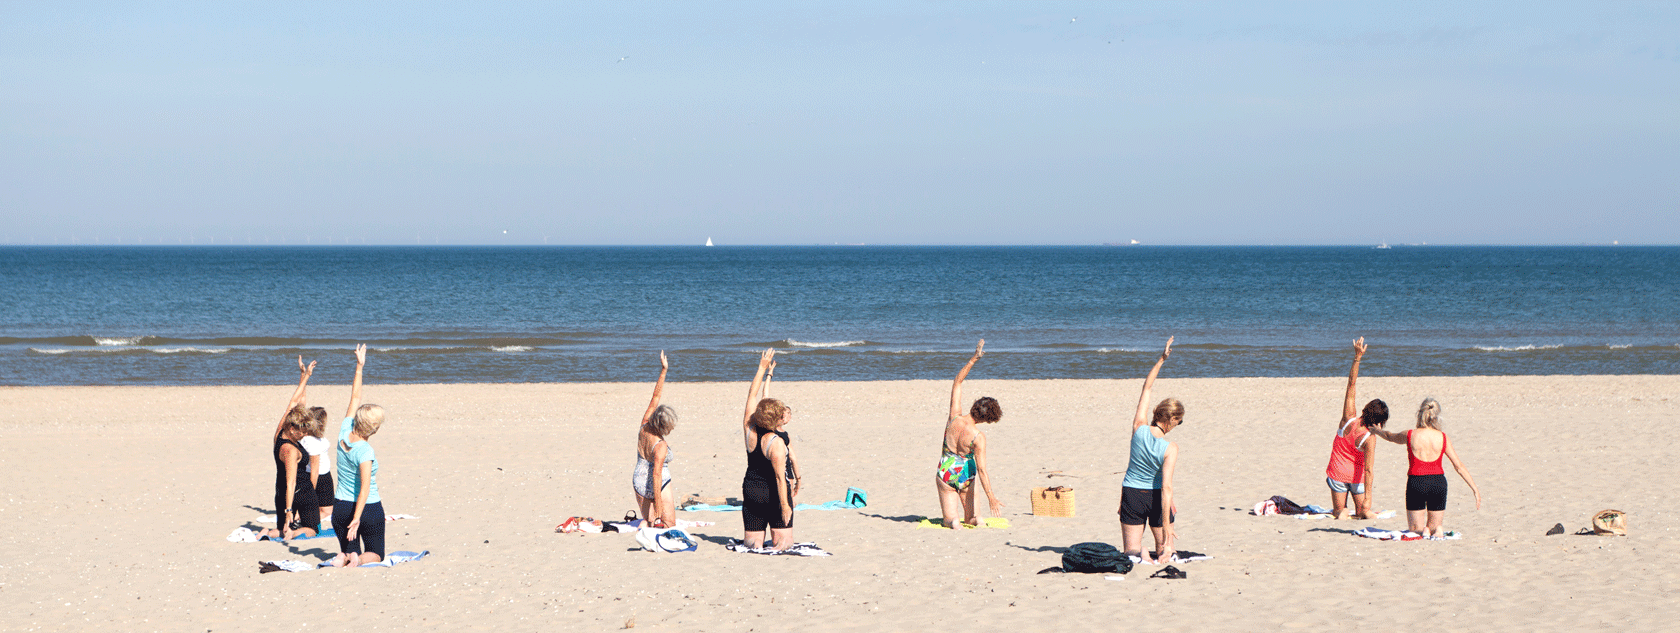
[[1031, 486, 1076, 517]]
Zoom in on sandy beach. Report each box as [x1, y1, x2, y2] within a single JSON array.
[[2, 374, 1676, 631]]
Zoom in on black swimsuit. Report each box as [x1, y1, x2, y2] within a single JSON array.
[[273, 437, 320, 530], [741, 428, 792, 532]]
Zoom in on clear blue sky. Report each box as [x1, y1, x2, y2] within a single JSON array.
[[2, 2, 1675, 245]]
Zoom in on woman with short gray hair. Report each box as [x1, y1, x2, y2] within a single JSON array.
[[633, 351, 678, 528]]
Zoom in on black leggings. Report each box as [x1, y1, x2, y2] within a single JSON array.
[[1405, 474, 1448, 512], [331, 500, 386, 558], [741, 478, 791, 532], [275, 487, 320, 531]]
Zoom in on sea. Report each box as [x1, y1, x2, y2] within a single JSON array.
[[2, 246, 1676, 386]]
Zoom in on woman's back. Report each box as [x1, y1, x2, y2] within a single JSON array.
[[1406, 428, 1446, 475], [942, 418, 977, 456]]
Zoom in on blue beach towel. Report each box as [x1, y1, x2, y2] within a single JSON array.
[[682, 488, 869, 512]]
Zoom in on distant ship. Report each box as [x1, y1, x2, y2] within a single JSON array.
[[705, 237, 713, 247], [1376, 242, 1391, 249]]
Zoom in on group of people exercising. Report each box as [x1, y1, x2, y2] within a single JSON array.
[[265, 337, 1482, 566]]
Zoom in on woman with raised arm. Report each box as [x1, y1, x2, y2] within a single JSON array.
[[1370, 398, 1483, 538], [633, 351, 679, 528], [1324, 338, 1388, 520], [1119, 337, 1183, 564], [330, 344, 389, 568], [305, 406, 335, 531], [934, 339, 1004, 528], [260, 357, 320, 541], [740, 348, 796, 550]]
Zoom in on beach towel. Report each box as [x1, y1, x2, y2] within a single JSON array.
[[724, 539, 832, 557], [230, 527, 338, 543], [1127, 550, 1213, 565], [635, 527, 699, 553], [682, 496, 866, 510], [259, 550, 429, 573], [914, 517, 1010, 529], [256, 514, 416, 524], [1354, 527, 1462, 541]]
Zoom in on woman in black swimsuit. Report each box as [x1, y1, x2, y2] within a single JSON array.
[[260, 358, 320, 541], [740, 348, 796, 550]]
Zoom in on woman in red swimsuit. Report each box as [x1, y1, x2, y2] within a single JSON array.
[[1371, 398, 1483, 538]]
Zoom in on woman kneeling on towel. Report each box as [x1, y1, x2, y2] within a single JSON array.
[[1369, 398, 1482, 538], [261, 357, 320, 540], [330, 344, 390, 568], [1323, 338, 1388, 520], [934, 339, 1004, 528], [740, 348, 798, 550], [1119, 337, 1183, 564], [633, 351, 678, 528]]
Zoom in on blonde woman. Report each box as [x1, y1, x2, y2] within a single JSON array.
[[740, 349, 795, 550], [330, 344, 388, 568], [1370, 398, 1483, 538], [1119, 337, 1182, 564], [260, 358, 319, 540], [934, 339, 1004, 528], [633, 351, 678, 528], [303, 406, 335, 530]]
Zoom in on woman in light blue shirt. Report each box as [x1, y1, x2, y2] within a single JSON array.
[[1118, 338, 1183, 565], [329, 344, 388, 568]]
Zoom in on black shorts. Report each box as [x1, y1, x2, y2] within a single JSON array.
[[275, 487, 320, 531], [331, 500, 386, 558], [741, 478, 792, 532], [1119, 486, 1174, 527], [1406, 474, 1448, 512], [313, 473, 335, 506]]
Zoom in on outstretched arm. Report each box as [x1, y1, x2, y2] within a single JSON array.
[[1443, 436, 1482, 510], [1132, 337, 1174, 431], [1370, 427, 1408, 445], [345, 344, 367, 419], [742, 349, 774, 451], [768, 436, 794, 543], [276, 357, 316, 440], [949, 339, 985, 421], [1342, 338, 1366, 423], [973, 431, 1003, 516], [762, 359, 775, 398], [642, 351, 669, 425]]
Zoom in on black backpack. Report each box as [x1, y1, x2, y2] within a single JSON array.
[[1062, 542, 1132, 574]]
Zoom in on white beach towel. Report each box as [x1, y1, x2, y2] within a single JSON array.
[[228, 527, 260, 543], [724, 539, 832, 557]]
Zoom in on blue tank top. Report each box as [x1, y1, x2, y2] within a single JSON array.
[[1122, 425, 1169, 490]]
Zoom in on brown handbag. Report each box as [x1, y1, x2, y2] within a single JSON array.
[[1031, 486, 1076, 517]]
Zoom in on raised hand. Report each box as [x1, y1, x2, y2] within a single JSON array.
[[1161, 336, 1174, 362], [353, 343, 367, 365], [974, 339, 986, 359], [759, 347, 776, 367], [659, 350, 668, 370], [1353, 337, 1367, 357]]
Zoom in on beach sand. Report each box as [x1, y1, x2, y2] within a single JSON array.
[[2, 375, 1676, 631]]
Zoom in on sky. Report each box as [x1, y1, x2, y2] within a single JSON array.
[[1, 2, 1676, 246]]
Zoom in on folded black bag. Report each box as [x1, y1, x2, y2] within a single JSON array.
[[1062, 542, 1132, 574]]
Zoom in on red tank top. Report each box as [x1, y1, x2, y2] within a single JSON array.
[[1326, 418, 1371, 483], [1406, 429, 1446, 476]]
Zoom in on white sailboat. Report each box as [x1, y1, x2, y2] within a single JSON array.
[[705, 237, 713, 247]]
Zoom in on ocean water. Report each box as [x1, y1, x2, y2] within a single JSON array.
[[2, 246, 1676, 386]]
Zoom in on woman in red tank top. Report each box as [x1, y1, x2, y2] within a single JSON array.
[[1323, 338, 1388, 520], [1372, 398, 1483, 538]]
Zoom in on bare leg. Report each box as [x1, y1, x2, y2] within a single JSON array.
[[1330, 489, 1349, 519], [1120, 521, 1151, 563], [960, 485, 979, 526], [1406, 509, 1427, 533], [318, 506, 334, 528], [636, 493, 654, 526], [357, 552, 383, 566], [1352, 490, 1372, 520], [768, 527, 794, 551], [935, 475, 964, 528], [1426, 511, 1446, 538], [744, 530, 766, 549], [658, 484, 677, 528]]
